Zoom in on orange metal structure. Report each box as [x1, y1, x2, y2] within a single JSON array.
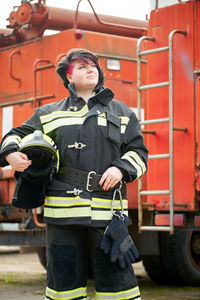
[[0, 0, 200, 286]]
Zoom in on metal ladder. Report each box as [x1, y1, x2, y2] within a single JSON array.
[[137, 29, 186, 234]]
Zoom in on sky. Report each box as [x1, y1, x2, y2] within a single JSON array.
[[0, 0, 151, 29]]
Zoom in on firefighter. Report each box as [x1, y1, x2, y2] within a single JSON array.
[[0, 48, 148, 300]]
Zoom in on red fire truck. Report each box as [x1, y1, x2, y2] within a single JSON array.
[[0, 0, 199, 286]]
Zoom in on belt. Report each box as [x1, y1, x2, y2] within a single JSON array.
[[58, 167, 102, 192]]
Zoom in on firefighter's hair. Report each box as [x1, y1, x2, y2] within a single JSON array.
[[56, 48, 104, 90]]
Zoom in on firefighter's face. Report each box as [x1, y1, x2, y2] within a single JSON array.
[[67, 59, 99, 91]]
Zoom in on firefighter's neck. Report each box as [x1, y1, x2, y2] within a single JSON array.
[[77, 89, 95, 103]]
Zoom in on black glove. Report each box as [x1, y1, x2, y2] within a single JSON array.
[[101, 211, 139, 269]]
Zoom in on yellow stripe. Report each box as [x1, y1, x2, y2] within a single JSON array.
[[120, 125, 126, 134], [120, 116, 130, 125], [97, 286, 139, 296], [45, 298, 88, 300], [98, 112, 106, 118], [91, 210, 128, 221], [45, 196, 128, 210], [44, 196, 90, 207], [1, 135, 21, 148], [40, 105, 88, 124], [46, 286, 87, 300], [44, 202, 90, 207], [96, 286, 140, 300], [98, 117, 107, 126], [92, 198, 128, 209], [46, 286, 86, 295], [44, 206, 92, 218], [91, 203, 128, 209], [44, 206, 128, 220], [92, 198, 126, 203], [122, 155, 142, 178], [124, 151, 146, 174], [43, 117, 85, 134], [44, 196, 129, 220], [45, 196, 81, 200], [45, 294, 87, 300]]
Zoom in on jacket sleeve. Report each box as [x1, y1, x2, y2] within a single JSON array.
[[111, 113, 148, 183], [0, 110, 42, 167]]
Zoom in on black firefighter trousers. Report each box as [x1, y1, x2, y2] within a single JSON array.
[[45, 224, 141, 300]]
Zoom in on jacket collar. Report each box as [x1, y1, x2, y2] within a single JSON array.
[[68, 83, 114, 108]]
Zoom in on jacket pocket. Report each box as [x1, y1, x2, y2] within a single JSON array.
[[107, 112, 121, 144]]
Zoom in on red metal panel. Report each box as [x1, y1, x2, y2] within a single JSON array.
[[145, 1, 195, 211], [194, 1, 200, 204], [155, 213, 186, 226], [0, 40, 43, 126]]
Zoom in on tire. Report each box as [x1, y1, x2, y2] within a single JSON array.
[[160, 230, 200, 286], [142, 254, 172, 285], [36, 246, 47, 269], [143, 230, 200, 286]]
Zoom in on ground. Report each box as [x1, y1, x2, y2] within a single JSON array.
[[0, 246, 200, 300]]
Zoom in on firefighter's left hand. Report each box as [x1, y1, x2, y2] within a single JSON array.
[[99, 166, 123, 191]]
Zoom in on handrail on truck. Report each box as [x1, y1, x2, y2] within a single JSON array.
[[33, 58, 55, 108], [137, 29, 187, 234]]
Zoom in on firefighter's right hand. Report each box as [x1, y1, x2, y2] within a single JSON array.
[[5, 152, 32, 172]]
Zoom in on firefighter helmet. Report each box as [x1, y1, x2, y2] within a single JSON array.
[[18, 130, 59, 178], [12, 130, 59, 209]]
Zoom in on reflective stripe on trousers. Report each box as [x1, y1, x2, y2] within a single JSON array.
[[45, 286, 87, 299], [96, 286, 141, 299]]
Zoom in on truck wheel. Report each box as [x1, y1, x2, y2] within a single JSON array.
[[142, 254, 172, 284], [160, 230, 200, 286]]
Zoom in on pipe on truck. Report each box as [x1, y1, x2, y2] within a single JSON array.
[[0, 1, 148, 46]]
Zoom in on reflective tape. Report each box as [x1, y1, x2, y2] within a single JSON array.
[[42, 117, 86, 134], [96, 286, 140, 300], [120, 116, 130, 124], [125, 151, 146, 174], [1, 134, 21, 149], [40, 105, 88, 124], [46, 286, 87, 299], [44, 206, 92, 218], [44, 196, 128, 220], [120, 125, 126, 134], [44, 205, 128, 220], [40, 105, 88, 134], [45, 298, 87, 300], [122, 155, 143, 178], [121, 151, 146, 178], [98, 116, 107, 126], [44, 196, 91, 207], [91, 209, 128, 221], [91, 198, 128, 210], [97, 114, 129, 134]]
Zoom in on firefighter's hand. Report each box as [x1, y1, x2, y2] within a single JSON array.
[[99, 166, 123, 191], [5, 152, 32, 172]]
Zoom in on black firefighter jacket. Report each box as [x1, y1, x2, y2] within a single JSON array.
[[0, 85, 148, 227]]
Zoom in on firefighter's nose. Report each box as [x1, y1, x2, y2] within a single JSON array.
[[87, 65, 94, 72]]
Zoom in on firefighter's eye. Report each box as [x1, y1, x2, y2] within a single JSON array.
[[79, 65, 86, 69]]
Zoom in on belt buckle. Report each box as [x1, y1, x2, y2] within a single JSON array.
[[86, 171, 96, 192]]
